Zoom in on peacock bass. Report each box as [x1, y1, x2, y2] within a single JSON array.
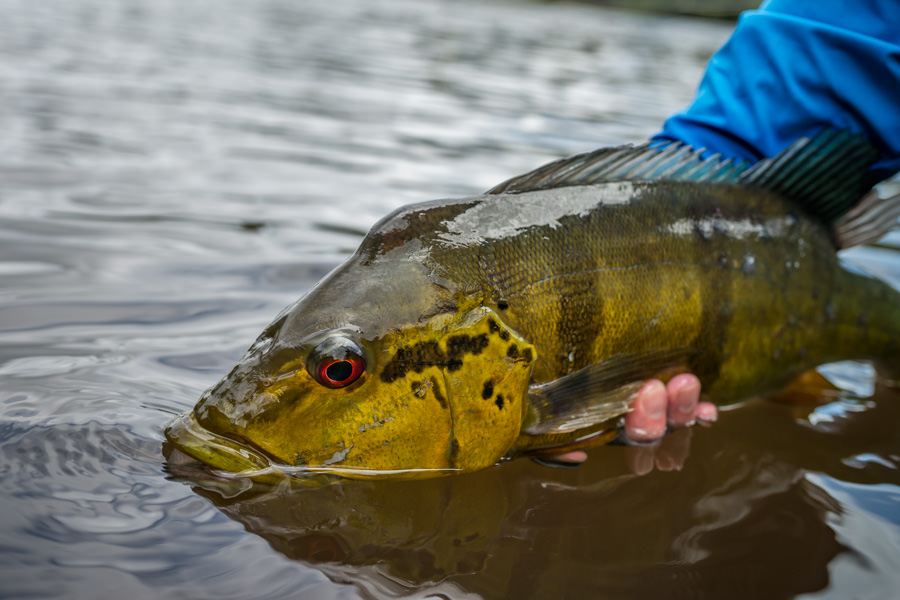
[[165, 130, 900, 479]]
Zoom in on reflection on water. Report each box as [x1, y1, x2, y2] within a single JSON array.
[[0, 0, 898, 598], [172, 379, 900, 599]]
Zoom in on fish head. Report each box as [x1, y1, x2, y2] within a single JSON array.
[[166, 294, 536, 479]]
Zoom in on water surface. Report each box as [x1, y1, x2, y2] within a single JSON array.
[[1, 0, 898, 598]]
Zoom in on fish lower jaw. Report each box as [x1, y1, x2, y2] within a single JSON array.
[[163, 411, 275, 477], [164, 412, 467, 481]]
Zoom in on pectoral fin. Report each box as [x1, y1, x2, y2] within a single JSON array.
[[522, 348, 691, 438]]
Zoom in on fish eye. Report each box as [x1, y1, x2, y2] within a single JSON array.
[[307, 337, 367, 388]]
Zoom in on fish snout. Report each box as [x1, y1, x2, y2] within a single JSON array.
[[163, 411, 272, 476]]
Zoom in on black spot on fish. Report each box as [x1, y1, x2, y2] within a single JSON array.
[[495, 394, 505, 410], [507, 344, 519, 359], [411, 380, 427, 399], [449, 437, 460, 467], [446, 334, 489, 357], [382, 334, 491, 380], [487, 319, 510, 340], [445, 333, 490, 372], [482, 380, 494, 400], [497, 300, 509, 310], [522, 348, 534, 363], [430, 375, 447, 410], [380, 341, 445, 382]]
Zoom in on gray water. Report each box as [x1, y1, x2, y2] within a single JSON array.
[[1, 0, 898, 599]]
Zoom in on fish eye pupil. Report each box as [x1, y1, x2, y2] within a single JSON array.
[[325, 360, 353, 383], [308, 337, 367, 388]]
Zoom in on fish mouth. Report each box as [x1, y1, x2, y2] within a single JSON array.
[[163, 411, 274, 478]]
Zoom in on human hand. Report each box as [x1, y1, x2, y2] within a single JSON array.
[[545, 374, 717, 466]]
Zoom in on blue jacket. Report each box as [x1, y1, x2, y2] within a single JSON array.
[[653, 0, 900, 183]]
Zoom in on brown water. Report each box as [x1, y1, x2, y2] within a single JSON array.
[[1, 0, 898, 598]]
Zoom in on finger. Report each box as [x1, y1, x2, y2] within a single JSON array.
[[666, 373, 702, 428], [696, 401, 718, 422], [542, 450, 587, 465], [623, 379, 667, 442]]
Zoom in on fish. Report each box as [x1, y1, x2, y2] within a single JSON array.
[[164, 129, 900, 479]]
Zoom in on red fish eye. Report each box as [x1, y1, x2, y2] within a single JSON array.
[[307, 337, 367, 388], [316, 356, 365, 388]]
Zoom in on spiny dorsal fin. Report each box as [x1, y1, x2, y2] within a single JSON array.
[[488, 129, 880, 226], [486, 141, 749, 195]]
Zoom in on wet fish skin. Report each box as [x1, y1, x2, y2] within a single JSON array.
[[168, 177, 900, 477]]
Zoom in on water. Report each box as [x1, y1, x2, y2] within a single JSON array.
[[1, 0, 898, 598]]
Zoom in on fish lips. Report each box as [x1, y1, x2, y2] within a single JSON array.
[[163, 411, 274, 479]]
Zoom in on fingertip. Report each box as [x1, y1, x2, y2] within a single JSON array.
[[552, 450, 588, 464], [669, 372, 700, 387], [624, 380, 667, 442], [638, 379, 667, 418], [669, 376, 701, 412], [696, 401, 718, 422]]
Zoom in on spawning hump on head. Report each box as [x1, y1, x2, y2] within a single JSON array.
[[165, 129, 900, 480]]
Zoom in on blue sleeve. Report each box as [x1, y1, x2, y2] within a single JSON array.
[[652, 0, 900, 183]]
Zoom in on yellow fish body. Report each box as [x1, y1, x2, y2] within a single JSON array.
[[165, 131, 900, 478]]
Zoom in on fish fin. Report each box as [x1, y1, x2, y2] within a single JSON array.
[[833, 188, 900, 249], [735, 129, 878, 224], [766, 368, 843, 406], [488, 129, 879, 226], [523, 348, 690, 436], [486, 141, 750, 195]]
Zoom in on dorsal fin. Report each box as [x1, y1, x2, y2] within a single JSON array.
[[735, 130, 878, 224], [834, 188, 900, 248], [487, 129, 879, 225], [486, 141, 750, 195]]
